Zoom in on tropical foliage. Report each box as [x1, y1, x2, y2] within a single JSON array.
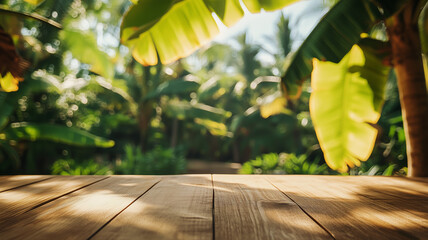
[[240, 153, 329, 175], [119, 0, 428, 176], [0, 0, 421, 177]]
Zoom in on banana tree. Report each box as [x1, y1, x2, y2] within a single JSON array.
[[280, 0, 428, 176], [120, 0, 428, 176]]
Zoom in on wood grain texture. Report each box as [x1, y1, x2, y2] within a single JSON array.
[[213, 174, 332, 240], [0, 175, 52, 192], [0, 175, 427, 240], [92, 175, 213, 240], [267, 175, 428, 240], [0, 175, 106, 229], [340, 176, 428, 200], [0, 175, 160, 240]]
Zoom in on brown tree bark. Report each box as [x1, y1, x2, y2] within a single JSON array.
[[388, 0, 428, 177], [138, 101, 153, 152]]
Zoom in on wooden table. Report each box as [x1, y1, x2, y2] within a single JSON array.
[[0, 175, 427, 239]]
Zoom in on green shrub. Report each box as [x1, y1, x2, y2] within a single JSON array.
[[116, 145, 187, 175], [51, 159, 112, 175], [240, 153, 329, 175], [348, 164, 405, 176]]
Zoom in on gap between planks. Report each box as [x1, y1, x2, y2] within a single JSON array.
[[266, 175, 428, 240], [211, 174, 215, 240], [91, 175, 213, 240], [0, 175, 110, 231], [0, 175, 53, 193], [0, 176, 162, 240], [266, 176, 336, 239], [24, 176, 110, 213], [212, 174, 332, 240], [87, 180, 161, 239]]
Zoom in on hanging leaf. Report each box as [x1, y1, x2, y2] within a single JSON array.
[[3, 123, 115, 148], [310, 43, 390, 172], [0, 72, 19, 92], [121, 0, 296, 65], [281, 0, 381, 97], [143, 78, 200, 101], [60, 30, 114, 79], [258, 91, 292, 118], [203, 0, 244, 26], [23, 0, 45, 5], [194, 118, 230, 136], [0, 5, 61, 29], [165, 100, 231, 122]]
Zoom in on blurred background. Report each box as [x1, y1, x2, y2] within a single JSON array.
[[0, 0, 407, 176]]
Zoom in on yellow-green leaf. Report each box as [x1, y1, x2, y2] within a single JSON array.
[[242, 0, 298, 13], [259, 95, 292, 118], [129, 33, 158, 66], [0, 72, 19, 92], [60, 30, 114, 79], [194, 118, 229, 136], [121, 0, 296, 65], [281, 0, 381, 98], [23, 0, 45, 5], [310, 44, 390, 172], [4, 123, 115, 148], [203, 0, 244, 26]]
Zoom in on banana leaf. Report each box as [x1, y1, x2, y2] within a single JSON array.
[[165, 100, 231, 122], [310, 43, 390, 172], [3, 123, 114, 148], [281, 0, 381, 97], [60, 30, 114, 79], [121, 0, 297, 65], [143, 78, 200, 101], [0, 5, 61, 28]]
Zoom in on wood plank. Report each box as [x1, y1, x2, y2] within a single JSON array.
[[0, 175, 52, 192], [339, 176, 428, 200], [0, 175, 160, 240], [213, 174, 332, 240], [267, 175, 428, 240], [0, 175, 107, 229], [92, 175, 213, 240]]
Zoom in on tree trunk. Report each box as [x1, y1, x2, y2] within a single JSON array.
[[388, 0, 428, 177], [138, 101, 153, 152], [170, 118, 178, 148]]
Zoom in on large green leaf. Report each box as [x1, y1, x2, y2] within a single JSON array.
[[310, 44, 390, 172], [121, 0, 297, 65], [281, 0, 381, 97], [143, 78, 200, 101], [0, 5, 61, 28], [60, 30, 114, 79], [2, 123, 114, 148]]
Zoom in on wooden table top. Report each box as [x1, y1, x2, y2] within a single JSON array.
[[0, 175, 427, 239]]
